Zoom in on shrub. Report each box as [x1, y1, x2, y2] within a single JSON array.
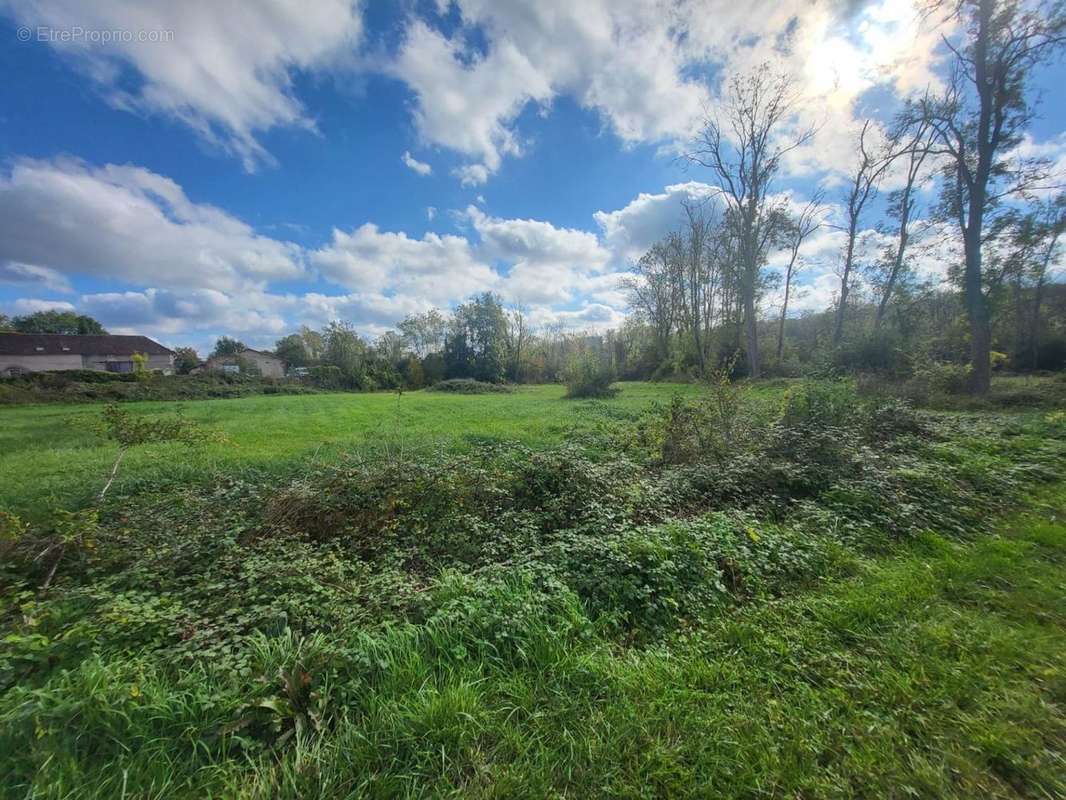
[[831, 332, 912, 377], [779, 380, 858, 429], [860, 397, 928, 441], [307, 365, 346, 389], [427, 378, 512, 394], [563, 354, 618, 399]]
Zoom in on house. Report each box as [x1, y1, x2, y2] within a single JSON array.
[[205, 348, 285, 378], [0, 333, 175, 376]]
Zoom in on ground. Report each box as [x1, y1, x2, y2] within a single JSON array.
[[1, 380, 1064, 798], [0, 382, 700, 514]]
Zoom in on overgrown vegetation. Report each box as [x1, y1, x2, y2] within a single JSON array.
[[0, 369, 318, 405], [563, 352, 618, 398], [426, 378, 513, 394], [1, 378, 1064, 796]]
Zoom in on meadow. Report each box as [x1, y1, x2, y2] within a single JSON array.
[[2, 378, 1066, 798], [0, 382, 701, 514]]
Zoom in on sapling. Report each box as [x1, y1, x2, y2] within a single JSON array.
[[93, 402, 214, 502], [38, 404, 217, 591]]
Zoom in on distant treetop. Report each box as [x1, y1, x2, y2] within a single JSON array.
[[11, 310, 107, 336]]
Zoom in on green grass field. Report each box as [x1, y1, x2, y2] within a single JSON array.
[[2, 379, 1065, 798], [0, 382, 700, 514]]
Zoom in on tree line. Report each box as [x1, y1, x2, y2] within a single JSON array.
[[622, 0, 1066, 393]]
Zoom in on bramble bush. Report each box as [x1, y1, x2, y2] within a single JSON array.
[[427, 378, 512, 393], [563, 353, 619, 399]]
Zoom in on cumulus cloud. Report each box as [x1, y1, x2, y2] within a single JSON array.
[[311, 223, 498, 305], [528, 302, 627, 332], [401, 151, 433, 176], [0, 262, 73, 293], [10, 298, 77, 314], [594, 182, 719, 262], [466, 206, 611, 304], [1, 0, 364, 170], [0, 158, 304, 291], [389, 0, 953, 184], [452, 164, 492, 187], [392, 18, 552, 182]]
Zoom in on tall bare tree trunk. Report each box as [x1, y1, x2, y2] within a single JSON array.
[[744, 292, 760, 378], [1030, 272, 1046, 369], [965, 0, 994, 395], [776, 282, 790, 361], [964, 225, 991, 393], [875, 220, 908, 329], [833, 219, 858, 344]]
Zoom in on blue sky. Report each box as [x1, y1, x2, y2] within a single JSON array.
[[1, 0, 1064, 354]]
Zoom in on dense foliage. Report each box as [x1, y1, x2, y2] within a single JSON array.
[[1, 309, 107, 335], [0, 369, 318, 405], [426, 378, 513, 394]]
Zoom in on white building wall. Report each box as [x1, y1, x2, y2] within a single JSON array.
[[0, 352, 173, 375], [0, 354, 83, 373], [82, 353, 174, 374]]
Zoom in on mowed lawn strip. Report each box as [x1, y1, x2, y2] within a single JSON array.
[[0, 382, 701, 514]]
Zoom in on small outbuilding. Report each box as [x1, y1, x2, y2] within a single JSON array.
[[205, 349, 285, 378]]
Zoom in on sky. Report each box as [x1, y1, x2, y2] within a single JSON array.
[[1, 0, 1065, 354]]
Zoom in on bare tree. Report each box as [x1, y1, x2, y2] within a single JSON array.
[[833, 121, 892, 343], [916, 0, 1066, 392], [1005, 194, 1066, 365], [623, 241, 680, 363], [875, 120, 936, 328], [1028, 196, 1066, 366], [688, 64, 815, 377], [776, 191, 826, 360]]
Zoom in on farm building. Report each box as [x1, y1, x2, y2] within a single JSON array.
[[205, 349, 285, 378], [0, 333, 175, 376]]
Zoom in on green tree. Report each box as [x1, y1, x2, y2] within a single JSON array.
[[322, 321, 369, 387], [12, 310, 107, 335], [917, 0, 1066, 393], [399, 309, 447, 358], [445, 293, 508, 383], [0, 314, 12, 332], [274, 334, 310, 368], [211, 336, 246, 358], [173, 347, 200, 374]]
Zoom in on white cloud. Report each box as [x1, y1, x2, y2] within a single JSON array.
[[401, 151, 433, 176], [1007, 132, 1066, 199], [0, 262, 73, 293], [468, 207, 608, 269], [466, 206, 613, 305], [392, 18, 552, 182], [388, 0, 953, 184], [1, 0, 364, 170], [311, 223, 498, 305], [528, 302, 627, 332], [0, 158, 304, 291], [453, 164, 492, 187], [9, 298, 77, 314], [426, 206, 437, 221], [594, 181, 719, 261]]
